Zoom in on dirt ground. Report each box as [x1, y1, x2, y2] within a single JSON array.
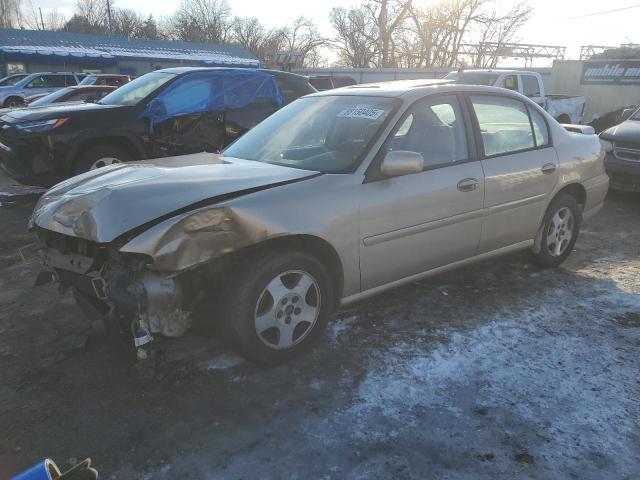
[[1, 177, 639, 479]]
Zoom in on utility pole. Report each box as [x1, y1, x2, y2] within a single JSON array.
[[106, 0, 112, 35], [38, 7, 45, 30]]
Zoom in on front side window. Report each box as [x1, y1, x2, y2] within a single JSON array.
[[386, 95, 468, 169], [522, 75, 541, 97], [471, 95, 535, 156], [223, 95, 399, 173]]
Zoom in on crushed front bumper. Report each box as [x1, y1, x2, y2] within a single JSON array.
[[36, 228, 192, 354]]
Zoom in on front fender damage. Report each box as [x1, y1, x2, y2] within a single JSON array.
[[119, 205, 280, 273]]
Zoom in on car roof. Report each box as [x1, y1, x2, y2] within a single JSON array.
[[307, 80, 525, 100], [155, 66, 309, 81], [85, 73, 128, 77]]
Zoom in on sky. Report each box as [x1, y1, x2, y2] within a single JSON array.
[[33, 0, 640, 65]]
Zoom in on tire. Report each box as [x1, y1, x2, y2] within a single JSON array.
[[4, 96, 23, 108], [219, 250, 334, 365], [528, 193, 582, 268], [73, 144, 132, 175]]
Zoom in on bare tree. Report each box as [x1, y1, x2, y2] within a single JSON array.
[[0, 0, 23, 28], [280, 17, 326, 67], [112, 8, 144, 38], [167, 0, 232, 43], [471, 1, 533, 67], [231, 16, 285, 62], [364, 0, 412, 67], [329, 6, 379, 67]]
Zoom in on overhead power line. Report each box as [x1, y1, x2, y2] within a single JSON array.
[[564, 3, 640, 20]]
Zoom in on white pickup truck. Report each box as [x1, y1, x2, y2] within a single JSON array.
[[445, 69, 586, 125]]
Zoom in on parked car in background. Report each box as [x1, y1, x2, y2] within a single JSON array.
[[446, 69, 587, 124], [0, 72, 86, 108], [0, 73, 28, 86], [599, 106, 640, 191], [30, 81, 608, 364], [79, 74, 131, 87], [0, 67, 316, 186], [309, 75, 357, 91], [24, 85, 117, 106]]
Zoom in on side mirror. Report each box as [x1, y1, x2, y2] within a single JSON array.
[[380, 150, 424, 177]]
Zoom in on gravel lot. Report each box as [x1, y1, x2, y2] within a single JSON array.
[[1, 176, 639, 479]]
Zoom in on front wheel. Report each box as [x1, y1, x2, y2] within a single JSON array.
[[219, 251, 334, 365], [528, 193, 582, 268], [73, 145, 132, 175]]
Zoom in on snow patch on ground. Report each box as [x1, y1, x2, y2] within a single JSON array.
[[200, 351, 244, 370], [346, 270, 640, 475]]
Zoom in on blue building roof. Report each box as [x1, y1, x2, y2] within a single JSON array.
[[0, 29, 260, 68]]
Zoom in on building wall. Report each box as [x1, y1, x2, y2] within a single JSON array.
[[549, 60, 640, 121]]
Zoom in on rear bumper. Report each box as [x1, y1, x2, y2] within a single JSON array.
[[0, 137, 66, 186], [605, 153, 640, 191]]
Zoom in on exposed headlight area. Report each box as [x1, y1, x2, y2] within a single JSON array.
[[599, 138, 613, 153], [14, 118, 69, 134]]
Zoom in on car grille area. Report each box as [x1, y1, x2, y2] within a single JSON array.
[[36, 227, 102, 258], [614, 141, 640, 162]]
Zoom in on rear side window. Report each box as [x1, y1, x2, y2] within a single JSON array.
[[521, 75, 540, 97], [529, 107, 550, 147], [471, 95, 534, 156], [387, 95, 468, 169], [501, 75, 519, 91]]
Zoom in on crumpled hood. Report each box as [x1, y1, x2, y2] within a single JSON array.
[[32, 152, 318, 243], [601, 119, 640, 143]]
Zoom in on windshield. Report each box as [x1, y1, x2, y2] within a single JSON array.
[[451, 72, 500, 86], [0, 75, 25, 86], [12, 74, 39, 88], [223, 95, 399, 173], [79, 76, 97, 86], [98, 72, 175, 106], [29, 88, 72, 106]]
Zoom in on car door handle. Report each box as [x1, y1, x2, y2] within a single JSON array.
[[541, 163, 557, 175], [457, 178, 478, 192]]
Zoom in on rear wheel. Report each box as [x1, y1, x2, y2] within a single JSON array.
[[528, 193, 582, 268], [219, 250, 334, 365], [73, 144, 132, 174]]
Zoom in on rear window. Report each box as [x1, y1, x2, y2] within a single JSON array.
[[454, 73, 500, 86], [522, 75, 541, 97]]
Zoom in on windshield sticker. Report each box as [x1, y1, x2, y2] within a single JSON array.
[[337, 105, 385, 120]]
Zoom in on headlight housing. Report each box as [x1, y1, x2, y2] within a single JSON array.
[[14, 118, 68, 134], [599, 138, 613, 153]]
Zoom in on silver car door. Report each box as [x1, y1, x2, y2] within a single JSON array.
[[468, 94, 559, 252], [359, 94, 485, 291]]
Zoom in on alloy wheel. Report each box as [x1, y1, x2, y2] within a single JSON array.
[[546, 207, 574, 257], [254, 270, 321, 349]]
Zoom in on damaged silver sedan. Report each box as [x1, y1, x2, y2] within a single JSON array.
[[30, 81, 609, 364]]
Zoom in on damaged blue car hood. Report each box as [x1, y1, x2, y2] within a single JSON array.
[[32, 153, 318, 243]]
